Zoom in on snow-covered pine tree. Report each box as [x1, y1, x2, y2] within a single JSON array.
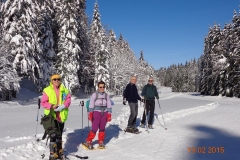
[[1, 0, 40, 82], [137, 50, 157, 88], [37, 0, 56, 91], [219, 23, 232, 96], [118, 34, 138, 78], [107, 30, 117, 57], [107, 29, 117, 92], [89, 2, 110, 90], [137, 50, 149, 88], [199, 28, 214, 95], [75, 0, 91, 92], [0, 0, 4, 37], [226, 10, 240, 97], [139, 50, 145, 61], [155, 67, 167, 86], [208, 24, 222, 95], [0, 39, 20, 100], [55, 0, 81, 93]]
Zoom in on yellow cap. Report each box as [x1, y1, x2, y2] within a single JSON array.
[[51, 74, 61, 81]]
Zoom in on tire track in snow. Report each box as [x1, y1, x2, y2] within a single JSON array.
[[161, 102, 218, 122]]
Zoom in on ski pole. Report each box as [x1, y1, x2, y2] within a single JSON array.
[[86, 104, 90, 130], [143, 99, 149, 133], [157, 100, 167, 130], [88, 116, 90, 130], [154, 114, 164, 128], [35, 97, 41, 141], [80, 101, 84, 133]]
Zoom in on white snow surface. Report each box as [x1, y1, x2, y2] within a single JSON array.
[[0, 87, 240, 160]]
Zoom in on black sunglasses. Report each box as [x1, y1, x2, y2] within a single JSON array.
[[53, 78, 61, 81], [99, 86, 105, 89], [148, 80, 153, 82]]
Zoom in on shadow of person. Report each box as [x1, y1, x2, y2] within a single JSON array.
[[101, 124, 122, 145], [188, 125, 240, 160], [64, 127, 89, 155]]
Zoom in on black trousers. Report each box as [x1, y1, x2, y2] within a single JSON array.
[[141, 100, 155, 125], [50, 120, 64, 142]]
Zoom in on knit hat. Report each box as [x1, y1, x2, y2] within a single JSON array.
[[51, 74, 61, 81]]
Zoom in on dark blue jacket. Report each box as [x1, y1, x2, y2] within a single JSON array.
[[124, 83, 141, 103]]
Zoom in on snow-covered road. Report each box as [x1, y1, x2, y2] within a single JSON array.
[[0, 90, 240, 160]]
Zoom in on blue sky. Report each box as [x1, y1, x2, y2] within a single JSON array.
[[86, 0, 240, 69]]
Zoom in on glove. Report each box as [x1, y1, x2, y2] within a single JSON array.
[[107, 113, 112, 122], [123, 98, 126, 105], [156, 96, 159, 100], [141, 99, 145, 103], [54, 104, 65, 112], [88, 112, 93, 121]]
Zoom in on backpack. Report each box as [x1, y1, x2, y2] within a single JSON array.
[[85, 91, 114, 112], [41, 108, 61, 140]]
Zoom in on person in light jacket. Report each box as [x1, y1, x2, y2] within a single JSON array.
[[82, 81, 112, 150]]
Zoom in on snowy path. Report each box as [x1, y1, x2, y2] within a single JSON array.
[[0, 93, 240, 160]]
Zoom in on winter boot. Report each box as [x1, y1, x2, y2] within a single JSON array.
[[139, 123, 145, 128], [125, 126, 134, 133], [82, 141, 94, 150], [49, 142, 58, 160], [97, 131, 106, 149], [148, 125, 154, 129], [82, 131, 96, 150]]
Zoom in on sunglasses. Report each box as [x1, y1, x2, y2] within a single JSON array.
[[148, 80, 153, 82], [52, 78, 61, 81], [99, 86, 105, 89]]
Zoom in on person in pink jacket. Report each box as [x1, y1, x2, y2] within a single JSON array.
[[41, 74, 71, 159], [82, 81, 112, 150]]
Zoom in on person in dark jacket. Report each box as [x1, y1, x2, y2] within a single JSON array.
[[139, 77, 159, 129], [123, 76, 143, 133]]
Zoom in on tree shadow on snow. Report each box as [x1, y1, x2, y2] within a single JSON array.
[[64, 127, 89, 155], [188, 125, 240, 160], [190, 93, 203, 97]]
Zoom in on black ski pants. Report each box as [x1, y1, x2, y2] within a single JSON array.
[[141, 100, 155, 125]]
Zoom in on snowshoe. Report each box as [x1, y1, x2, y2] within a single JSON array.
[[49, 142, 59, 160], [124, 127, 141, 134], [56, 140, 66, 159], [97, 143, 106, 150], [82, 142, 94, 150], [148, 125, 154, 129], [49, 153, 58, 160]]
